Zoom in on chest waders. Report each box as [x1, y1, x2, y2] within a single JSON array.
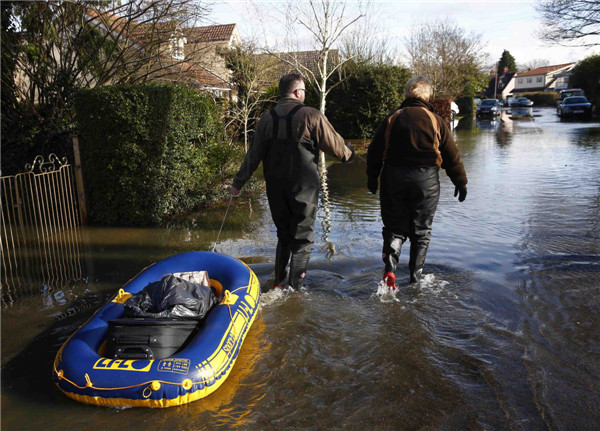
[[263, 104, 320, 289], [381, 108, 441, 283]]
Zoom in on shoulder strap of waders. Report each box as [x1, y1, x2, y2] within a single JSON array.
[[269, 104, 305, 140]]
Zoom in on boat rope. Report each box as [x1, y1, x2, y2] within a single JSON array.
[[211, 194, 233, 252]]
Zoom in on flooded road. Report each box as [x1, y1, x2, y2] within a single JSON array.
[[2, 107, 599, 430]]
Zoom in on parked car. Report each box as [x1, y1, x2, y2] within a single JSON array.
[[557, 88, 585, 106], [451, 101, 459, 122], [557, 96, 593, 118], [476, 99, 500, 117], [511, 97, 534, 107]]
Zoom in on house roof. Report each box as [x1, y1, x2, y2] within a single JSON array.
[[184, 24, 237, 44], [257, 50, 342, 83], [516, 63, 576, 77], [512, 87, 547, 93], [172, 61, 231, 89]]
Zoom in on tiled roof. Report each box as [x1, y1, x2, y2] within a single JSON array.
[[257, 50, 341, 81], [172, 61, 231, 88], [184, 24, 237, 44], [512, 87, 547, 93], [516, 63, 576, 77]]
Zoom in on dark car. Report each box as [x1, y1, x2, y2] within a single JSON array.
[[511, 97, 534, 107], [476, 99, 500, 117], [557, 88, 585, 106], [557, 96, 593, 118]]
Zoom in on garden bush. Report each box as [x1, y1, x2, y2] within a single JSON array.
[[519, 92, 557, 106], [74, 84, 233, 226]]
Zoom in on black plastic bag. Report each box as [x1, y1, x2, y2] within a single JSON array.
[[124, 274, 217, 319]]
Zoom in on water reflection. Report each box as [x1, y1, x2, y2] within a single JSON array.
[[508, 106, 534, 118], [2, 107, 600, 430]]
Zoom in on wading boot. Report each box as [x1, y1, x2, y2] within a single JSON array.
[[274, 242, 291, 289], [409, 246, 427, 284], [383, 272, 396, 290], [382, 230, 405, 274], [289, 253, 310, 289]]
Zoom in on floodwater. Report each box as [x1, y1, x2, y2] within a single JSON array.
[[2, 107, 599, 430]]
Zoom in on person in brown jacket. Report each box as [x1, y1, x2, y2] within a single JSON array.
[[231, 73, 354, 289], [367, 76, 468, 287]]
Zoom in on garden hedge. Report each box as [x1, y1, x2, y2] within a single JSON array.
[[74, 84, 234, 226], [518, 92, 557, 106]]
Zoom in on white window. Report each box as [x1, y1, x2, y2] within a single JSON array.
[[537, 76, 543, 83], [518, 78, 523, 84], [170, 35, 187, 60], [527, 77, 532, 83]]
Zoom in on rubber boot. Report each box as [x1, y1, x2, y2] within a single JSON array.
[[274, 241, 291, 288], [289, 253, 310, 289], [383, 272, 396, 289], [409, 245, 427, 283], [382, 230, 405, 273]]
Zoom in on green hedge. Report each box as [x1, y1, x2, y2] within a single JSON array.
[[75, 84, 233, 226], [519, 92, 557, 107], [456, 97, 475, 117]]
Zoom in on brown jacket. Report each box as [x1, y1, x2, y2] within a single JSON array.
[[232, 97, 352, 190], [367, 97, 468, 187]]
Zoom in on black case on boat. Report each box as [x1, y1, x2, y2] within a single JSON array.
[[105, 318, 199, 360]]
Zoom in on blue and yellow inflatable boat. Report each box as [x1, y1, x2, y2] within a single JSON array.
[[53, 251, 260, 408]]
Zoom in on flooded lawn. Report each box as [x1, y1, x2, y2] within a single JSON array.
[[2, 107, 599, 430]]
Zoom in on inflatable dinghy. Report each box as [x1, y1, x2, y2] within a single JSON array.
[[53, 251, 260, 408]]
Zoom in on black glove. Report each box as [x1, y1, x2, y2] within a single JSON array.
[[345, 142, 355, 162], [454, 185, 467, 202], [368, 177, 378, 194]]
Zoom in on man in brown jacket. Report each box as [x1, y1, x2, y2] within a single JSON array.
[[367, 76, 468, 287], [231, 73, 354, 289]]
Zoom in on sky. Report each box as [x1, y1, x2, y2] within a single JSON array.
[[206, 0, 597, 69]]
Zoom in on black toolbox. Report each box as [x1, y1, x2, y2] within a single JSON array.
[[105, 318, 198, 360]]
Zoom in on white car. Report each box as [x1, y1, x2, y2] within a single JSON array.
[[451, 101, 459, 122]]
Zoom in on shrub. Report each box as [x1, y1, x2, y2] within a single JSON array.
[[519, 92, 557, 106], [74, 84, 232, 226], [456, 97, 474, 117], [324, 62, 412, 139], [570, 55, 600, 112]]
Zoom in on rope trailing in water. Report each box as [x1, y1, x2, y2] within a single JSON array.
[[212, 194, 233, 253]]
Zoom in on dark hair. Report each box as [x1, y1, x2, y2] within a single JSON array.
[[279, 73, 304, 97]]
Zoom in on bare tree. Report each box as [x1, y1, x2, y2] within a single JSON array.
[[279, 0, 369, 115], [252, 0, 371, 164], [339, 7, 396, 66], [537, 0, 600, 47], [405, 18, 489, 99], [519, 59, 550, 72]]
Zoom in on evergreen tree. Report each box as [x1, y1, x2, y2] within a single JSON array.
[[570, 55, 600, 111], [497, 50, 517, 75]]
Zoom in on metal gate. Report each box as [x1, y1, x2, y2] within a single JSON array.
[[1, 154, 84, 306]]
